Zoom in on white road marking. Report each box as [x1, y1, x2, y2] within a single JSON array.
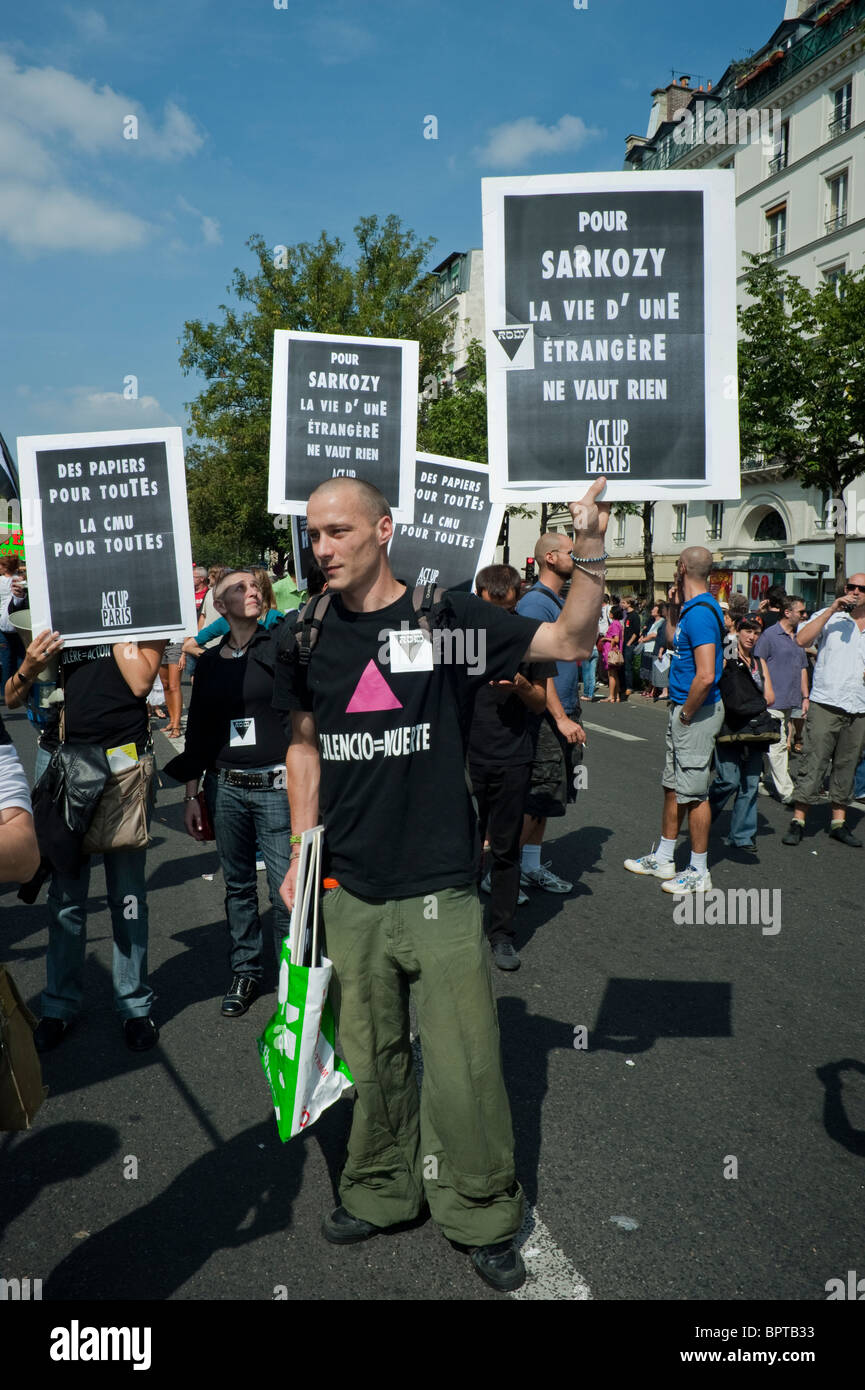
[[510, 1205, 592, 1301], [410, 1036, 592, 1300], [582, 721, 646, 743]]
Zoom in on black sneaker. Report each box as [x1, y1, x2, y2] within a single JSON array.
[[221, 975, 260, 1017], [471, 1241, 526, 1292], [321, 1205, 383, 1245], [782, 820, 804, 846], [491, 940, 521, 972], [34, 1017, 71, 1053], [829, 823, 862, 848], [123, 1017, 159, 1052]]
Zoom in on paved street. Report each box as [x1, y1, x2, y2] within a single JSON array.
[[2, 689, 863, 1305]]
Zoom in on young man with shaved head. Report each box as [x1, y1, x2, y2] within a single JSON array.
[[273, 474, 609, 1293], [625, 545, 725, 893]]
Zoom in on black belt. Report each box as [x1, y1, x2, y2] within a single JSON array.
[[216, 767, 282, 790]]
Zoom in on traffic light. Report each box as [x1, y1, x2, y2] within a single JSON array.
[[525, 557, 536, 584]]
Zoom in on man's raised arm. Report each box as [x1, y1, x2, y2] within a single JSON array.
[[525, 478, 609, 664]]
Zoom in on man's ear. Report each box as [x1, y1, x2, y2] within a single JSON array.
[[376, 514, 394, 547]]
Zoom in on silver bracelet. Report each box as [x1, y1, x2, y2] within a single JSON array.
[[572, 562, 607, 580]]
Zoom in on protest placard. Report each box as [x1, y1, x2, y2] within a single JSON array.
[[268, 330, 419, 522], [482, 171, 739, 502], [17, 427, 196, 646], [387, 454, 503, 591], [290, 513, 315, 587]]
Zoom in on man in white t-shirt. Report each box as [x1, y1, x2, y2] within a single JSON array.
[[782, 575, 865, 847]]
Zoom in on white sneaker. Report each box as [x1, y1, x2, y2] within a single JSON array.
[[757, 781, 772, 797], [481, 871, 529, 905], [520, 864, 572, 893], [661, 866, 713, 894], [256, 859, 265, 872], [623, 853, 677, 880]]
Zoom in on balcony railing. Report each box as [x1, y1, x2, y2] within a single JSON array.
[[768, 151, 788, 174], [828, 108, 852, 137], [825, 210, 848, 233], [630, 0, 865, 173], [768, 233, 787, 257]]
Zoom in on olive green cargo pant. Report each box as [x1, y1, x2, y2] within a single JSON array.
[[321, 883, 523, 1246]]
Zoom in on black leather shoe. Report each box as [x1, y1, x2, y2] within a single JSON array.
[[221, 975, 260, 1017], [471, 1241, 526, 1292], [782, 820, 804, 846], [321, 1205, 382, 1245], [123, 1017, 159, 1052], [829, 823, 862, 848], [34, 1017, 71, 1053], [491, 940, 521, 972]]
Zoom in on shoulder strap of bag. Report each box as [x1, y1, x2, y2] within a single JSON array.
[[411, 582, 451, 634], [294, 593, 335, 667], [683, 596, 726, 647]]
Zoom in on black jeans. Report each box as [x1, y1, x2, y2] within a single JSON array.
[[470, 759, 532, 944]]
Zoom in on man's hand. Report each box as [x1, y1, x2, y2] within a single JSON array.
[[184, 796, 206, 841], [279, 857, 300, 914], [557, 714, 583, 744], [568, 477, 610, 548]]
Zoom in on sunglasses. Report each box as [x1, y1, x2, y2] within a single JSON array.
[[845, 584, 865, 593]]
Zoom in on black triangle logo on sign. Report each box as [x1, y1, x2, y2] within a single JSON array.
[[494, 327, 529, 361], [235, 720, 252, 737]]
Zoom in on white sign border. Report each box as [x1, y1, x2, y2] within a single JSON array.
[[482, 169, 740, 503], [17, 426, 197, 647], [268, 329, 419, 523]]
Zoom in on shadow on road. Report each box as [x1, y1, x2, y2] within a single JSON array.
[[816, 1059, 865, 1158]]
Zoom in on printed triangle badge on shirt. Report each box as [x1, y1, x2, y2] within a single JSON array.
[[230, 717, 256, 746], [345, 661, 403, 714]]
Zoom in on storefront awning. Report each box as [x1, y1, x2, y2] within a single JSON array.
[[720, 554, 828, 574]]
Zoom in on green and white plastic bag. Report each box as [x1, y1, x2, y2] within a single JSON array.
[[257, 827, 353, 1140]]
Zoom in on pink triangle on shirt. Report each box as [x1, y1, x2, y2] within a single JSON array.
[[345, 660, 403, 713]]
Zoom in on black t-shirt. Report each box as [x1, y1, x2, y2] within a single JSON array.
[[182, 628, 291, 776], [272, 588, 541, 898], [60, 646, 148, 748], [0, 712, 11, 747], [623, 611, 641, 646], [468, 659, 555, 766]]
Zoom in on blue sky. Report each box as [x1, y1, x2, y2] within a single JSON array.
[[1, 0, 784, 456]]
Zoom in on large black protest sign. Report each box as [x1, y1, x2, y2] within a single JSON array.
[[268, 330, 418, 523], [18, 428, 196, 645], [482, 171, 739, 502], [388, 455, 503, 591]]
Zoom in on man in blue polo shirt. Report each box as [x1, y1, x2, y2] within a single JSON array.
[[625, 546, 724, 893]]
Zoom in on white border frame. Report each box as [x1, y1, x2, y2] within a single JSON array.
[[388, 452, 505, 589], [482, 170, 740, 502], [17, 426, 197, 646], [268, 329, 419, 523]]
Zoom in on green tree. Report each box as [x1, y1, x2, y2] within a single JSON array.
[[611, 501, 656, 600], [180, 217, 449, 567], [738, 254, 865, 593], [417, 337, 488, 462]]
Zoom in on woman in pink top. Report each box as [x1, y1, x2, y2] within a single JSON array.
[[599, 605, 625, 702]]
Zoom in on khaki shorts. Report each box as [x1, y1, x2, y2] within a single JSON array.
[[663, 700, 725, 804]]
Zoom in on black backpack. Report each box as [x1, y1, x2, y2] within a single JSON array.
[[687, 598, 781, 745]]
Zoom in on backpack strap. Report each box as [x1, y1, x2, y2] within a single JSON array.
[[276, 593, 334, 668], [412, 582, 449, 636], [683, 597, 726, 647]]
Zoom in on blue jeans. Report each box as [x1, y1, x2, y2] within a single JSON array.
[[42, 846, 153, 1020], [579, 648, 598, 700], [204, 772, 292, 980], [708, 745, 763, 845], [855, 751, 865, 800]]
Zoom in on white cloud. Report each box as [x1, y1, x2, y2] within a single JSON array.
[[475, 114, 602, 169], [0, 181, 148, 253], [0, 53, 204, 159], [0, 49, 206, 254], [306, 18, 375, 66], [65, 8, 109, 43], [30, 387, 175, 432], [177, 195, 222, 246]]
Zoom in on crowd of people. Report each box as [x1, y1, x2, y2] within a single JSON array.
[[2, 483, 865, 1294]]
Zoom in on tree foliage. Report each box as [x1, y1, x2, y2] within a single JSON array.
[[417, 337, 488, 463], [180, 217, 449, 566], [737, 253, 865, 590]]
